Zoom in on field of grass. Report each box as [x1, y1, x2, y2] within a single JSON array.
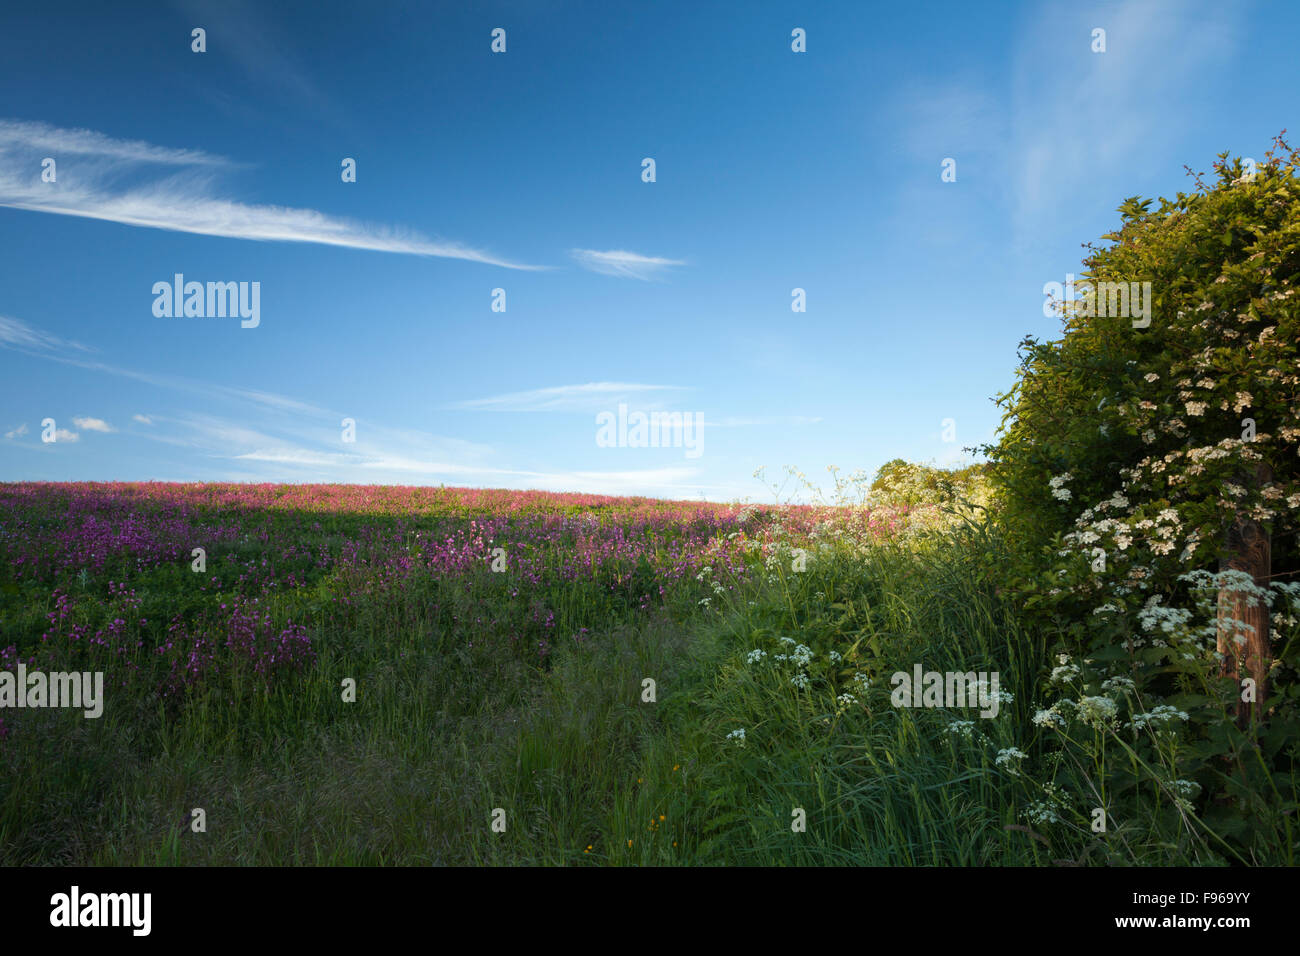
[[0, 480, 1294, 865]]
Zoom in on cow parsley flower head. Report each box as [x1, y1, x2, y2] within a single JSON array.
[[1023, 800, 1060, 825], [1033, 705, 1068, 729], [995, 748, 1027, 775], [943, 719, 976, 740], [1100, 675, 1135, 694], [1077, 695, 1119, 729], [1129, 705, 1189, 731], [1050, 661, 1081, 684], [1168, 778, 1201, 812]]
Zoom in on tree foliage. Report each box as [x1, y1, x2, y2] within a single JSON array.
[[987, 136, 1298, 603]]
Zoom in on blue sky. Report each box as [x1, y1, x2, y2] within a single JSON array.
[[1, 0, 1296, 502]]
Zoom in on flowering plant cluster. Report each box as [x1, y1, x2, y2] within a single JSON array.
[[979, 140, 1300, 849], [985, 138, 1300, 686]]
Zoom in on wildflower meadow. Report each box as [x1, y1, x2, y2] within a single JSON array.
[[1, 4, 1297, 887]]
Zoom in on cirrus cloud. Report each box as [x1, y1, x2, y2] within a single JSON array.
[[0, 118, 543, 270], [570, 248, 686, 280]]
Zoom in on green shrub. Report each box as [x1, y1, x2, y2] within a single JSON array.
[[979, 136, 1300, 862]]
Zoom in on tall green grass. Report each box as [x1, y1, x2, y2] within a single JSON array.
[[2, 515, 1293, 864]]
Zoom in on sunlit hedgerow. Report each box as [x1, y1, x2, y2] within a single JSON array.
[[980, 136, 1300, 858]]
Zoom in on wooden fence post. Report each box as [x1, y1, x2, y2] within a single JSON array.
[[1216, 462, 1273, 726]]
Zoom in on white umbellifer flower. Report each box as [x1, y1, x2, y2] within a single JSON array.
[[1023, 800, 1060, 825], [853, 672, 871, 690], [790, 672, 810, 690], [1116, 534, 1132, 550], [1185, 401, 1208, 416], [1050, 662, 1081, 683], [746, 649, 767, 663], [836, 693, 857, 708], [1167, 778, 1201, 812], [1077, 695, 1118, 729], [943, 719, 976, 740], [1033, 707, 1067, 729], [995, 748, 1027, 774], [726, 728, 746, 742], [1144, 372, 1160, 383], [1101, 675, 1135, 693], [1137, 599, 1192, 635], [1234, 391, 1253, 413], [1129, 705, 1189, 731], [829, 650, 842, 663]]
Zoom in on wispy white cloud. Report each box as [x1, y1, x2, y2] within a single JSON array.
[[3, 423, 28, 439], [53, 428, 78, 442], [230, 444, 708, 496], [172, 0, 327, 112], [570, 248, 685, 280], [1005, 0, 1243, 236], [0, 314, 91, 353], [139, 407, 725, 497], [1, 319, 748, 498], [216, 387, 330, 416], [1, 320, 341, 419], [0, 119, 231, 167], [0, 118, 542, 269], [878, 0, 1246, 248], [234, 447, 368, 468], [72, 416, 114, 433], [450, 382, 688, 413]]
